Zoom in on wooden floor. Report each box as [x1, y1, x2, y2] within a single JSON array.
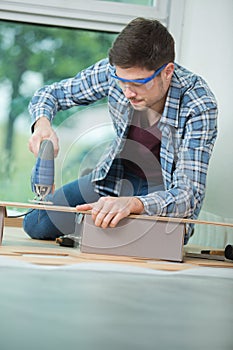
[[1, 225, 233, 350], [1, 225, 233, 271]]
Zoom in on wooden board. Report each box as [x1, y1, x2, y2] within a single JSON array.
[[1, 200, 233, 227], [1, 201, 233, 269], [5, 217, 23, 227]]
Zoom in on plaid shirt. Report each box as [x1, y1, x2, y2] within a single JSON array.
[[29, 58, 218, 240]]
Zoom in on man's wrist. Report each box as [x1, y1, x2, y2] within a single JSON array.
[[131, 197, 144, 214], [32, 116, 51, 132], [34, 116, 51, 128]]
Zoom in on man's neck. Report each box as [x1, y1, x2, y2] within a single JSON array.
[[146, 109, 161, 126]]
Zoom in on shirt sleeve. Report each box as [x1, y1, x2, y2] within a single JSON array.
[[137, 106, 218, 220], [28, 58, 110, 126]]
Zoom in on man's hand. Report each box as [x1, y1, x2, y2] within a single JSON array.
[[76, 196, 144, 228], [29, 117, 59, 157]]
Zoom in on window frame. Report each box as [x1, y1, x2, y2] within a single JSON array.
[[0, 0, 170, 32]]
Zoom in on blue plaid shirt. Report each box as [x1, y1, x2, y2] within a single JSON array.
[[29, 58, 218, 240]]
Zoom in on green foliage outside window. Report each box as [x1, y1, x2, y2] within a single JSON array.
[[0, 20, 116, 203]]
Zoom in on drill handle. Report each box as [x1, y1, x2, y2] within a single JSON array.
[[31, 139, 55, 199]]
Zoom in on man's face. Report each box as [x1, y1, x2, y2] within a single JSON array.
[[115, 64, 173, 113]]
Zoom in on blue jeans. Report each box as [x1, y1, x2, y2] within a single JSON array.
[[23, 172, 164, 240]]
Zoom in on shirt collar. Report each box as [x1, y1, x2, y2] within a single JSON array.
[[160, 65, 181, 128]]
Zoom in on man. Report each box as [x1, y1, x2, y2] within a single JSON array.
[[23, 17, 218, 244]]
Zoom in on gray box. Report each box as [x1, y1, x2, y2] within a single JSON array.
[[80, 215, 185, 262]]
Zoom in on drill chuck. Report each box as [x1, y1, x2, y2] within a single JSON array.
[[31, 140, 54, 200]]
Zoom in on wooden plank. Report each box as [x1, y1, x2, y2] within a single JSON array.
[[0, 245, 191, 270], [5, 217, 23, 227], [1, 200, 233, 228], [0, 206, 6, 244], [1, 243, 233, 269], [185, 257, 233, 268]]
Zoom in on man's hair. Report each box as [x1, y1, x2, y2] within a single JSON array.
[[109, 17, 175, 70]]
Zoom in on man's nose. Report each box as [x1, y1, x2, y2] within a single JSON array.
[[123, 86, 137, 98]]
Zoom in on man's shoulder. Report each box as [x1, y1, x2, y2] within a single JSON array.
[[173, 63, 217, 108], [84, 57, 110, 73], [173, 63, 206, 88]]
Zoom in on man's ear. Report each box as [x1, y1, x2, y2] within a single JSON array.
[[164, 63, 174, 80]]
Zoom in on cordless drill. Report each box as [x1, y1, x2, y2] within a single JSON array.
[[31, 139, 54, 203]]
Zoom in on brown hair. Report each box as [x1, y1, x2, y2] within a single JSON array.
[[109, 17, 175, 70]]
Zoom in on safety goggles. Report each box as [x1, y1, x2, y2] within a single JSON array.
[[111, 63, 167, 91]]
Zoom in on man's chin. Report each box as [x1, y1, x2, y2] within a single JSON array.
[[130, 101, 147, 110]]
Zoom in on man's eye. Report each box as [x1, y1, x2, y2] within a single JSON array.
[[132, 83, 142, 87]]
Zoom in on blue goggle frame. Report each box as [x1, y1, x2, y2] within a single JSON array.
[[111, 63, 167, 85]]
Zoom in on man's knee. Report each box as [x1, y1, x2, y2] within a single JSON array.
[[23, 208, 78, 240], [23, 209, 59, 240], [23, 214, 42, 239]]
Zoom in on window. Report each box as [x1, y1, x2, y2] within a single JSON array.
[[0, 20, 116, 202], [0, 0, 170, 31], [97, 0, 155, 5], [0, 0, 172, 203]]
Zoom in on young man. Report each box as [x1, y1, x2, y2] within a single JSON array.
[[23, 17, 218, 244]]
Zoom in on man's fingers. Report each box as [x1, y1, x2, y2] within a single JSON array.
[[50, 134, 59, 157], [75, 197, 138, 229], [91, 198, 107, 220], [108, 212, 125, 228], [95, 211, 116, 228], [76, 203, 93, 212], [29, 136, 59, 157], [28, 135, 41, 156], [90, 197, 131, 228], [29, 118, 60, 157], [96, 211, 127, 228]]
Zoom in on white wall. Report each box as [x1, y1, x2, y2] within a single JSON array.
[[173, 0, 233, 220]]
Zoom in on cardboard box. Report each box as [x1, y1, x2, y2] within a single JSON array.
[[81, 215, 185, 262]]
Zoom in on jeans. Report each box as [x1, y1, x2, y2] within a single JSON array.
[[23, 171, 164, 240]]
